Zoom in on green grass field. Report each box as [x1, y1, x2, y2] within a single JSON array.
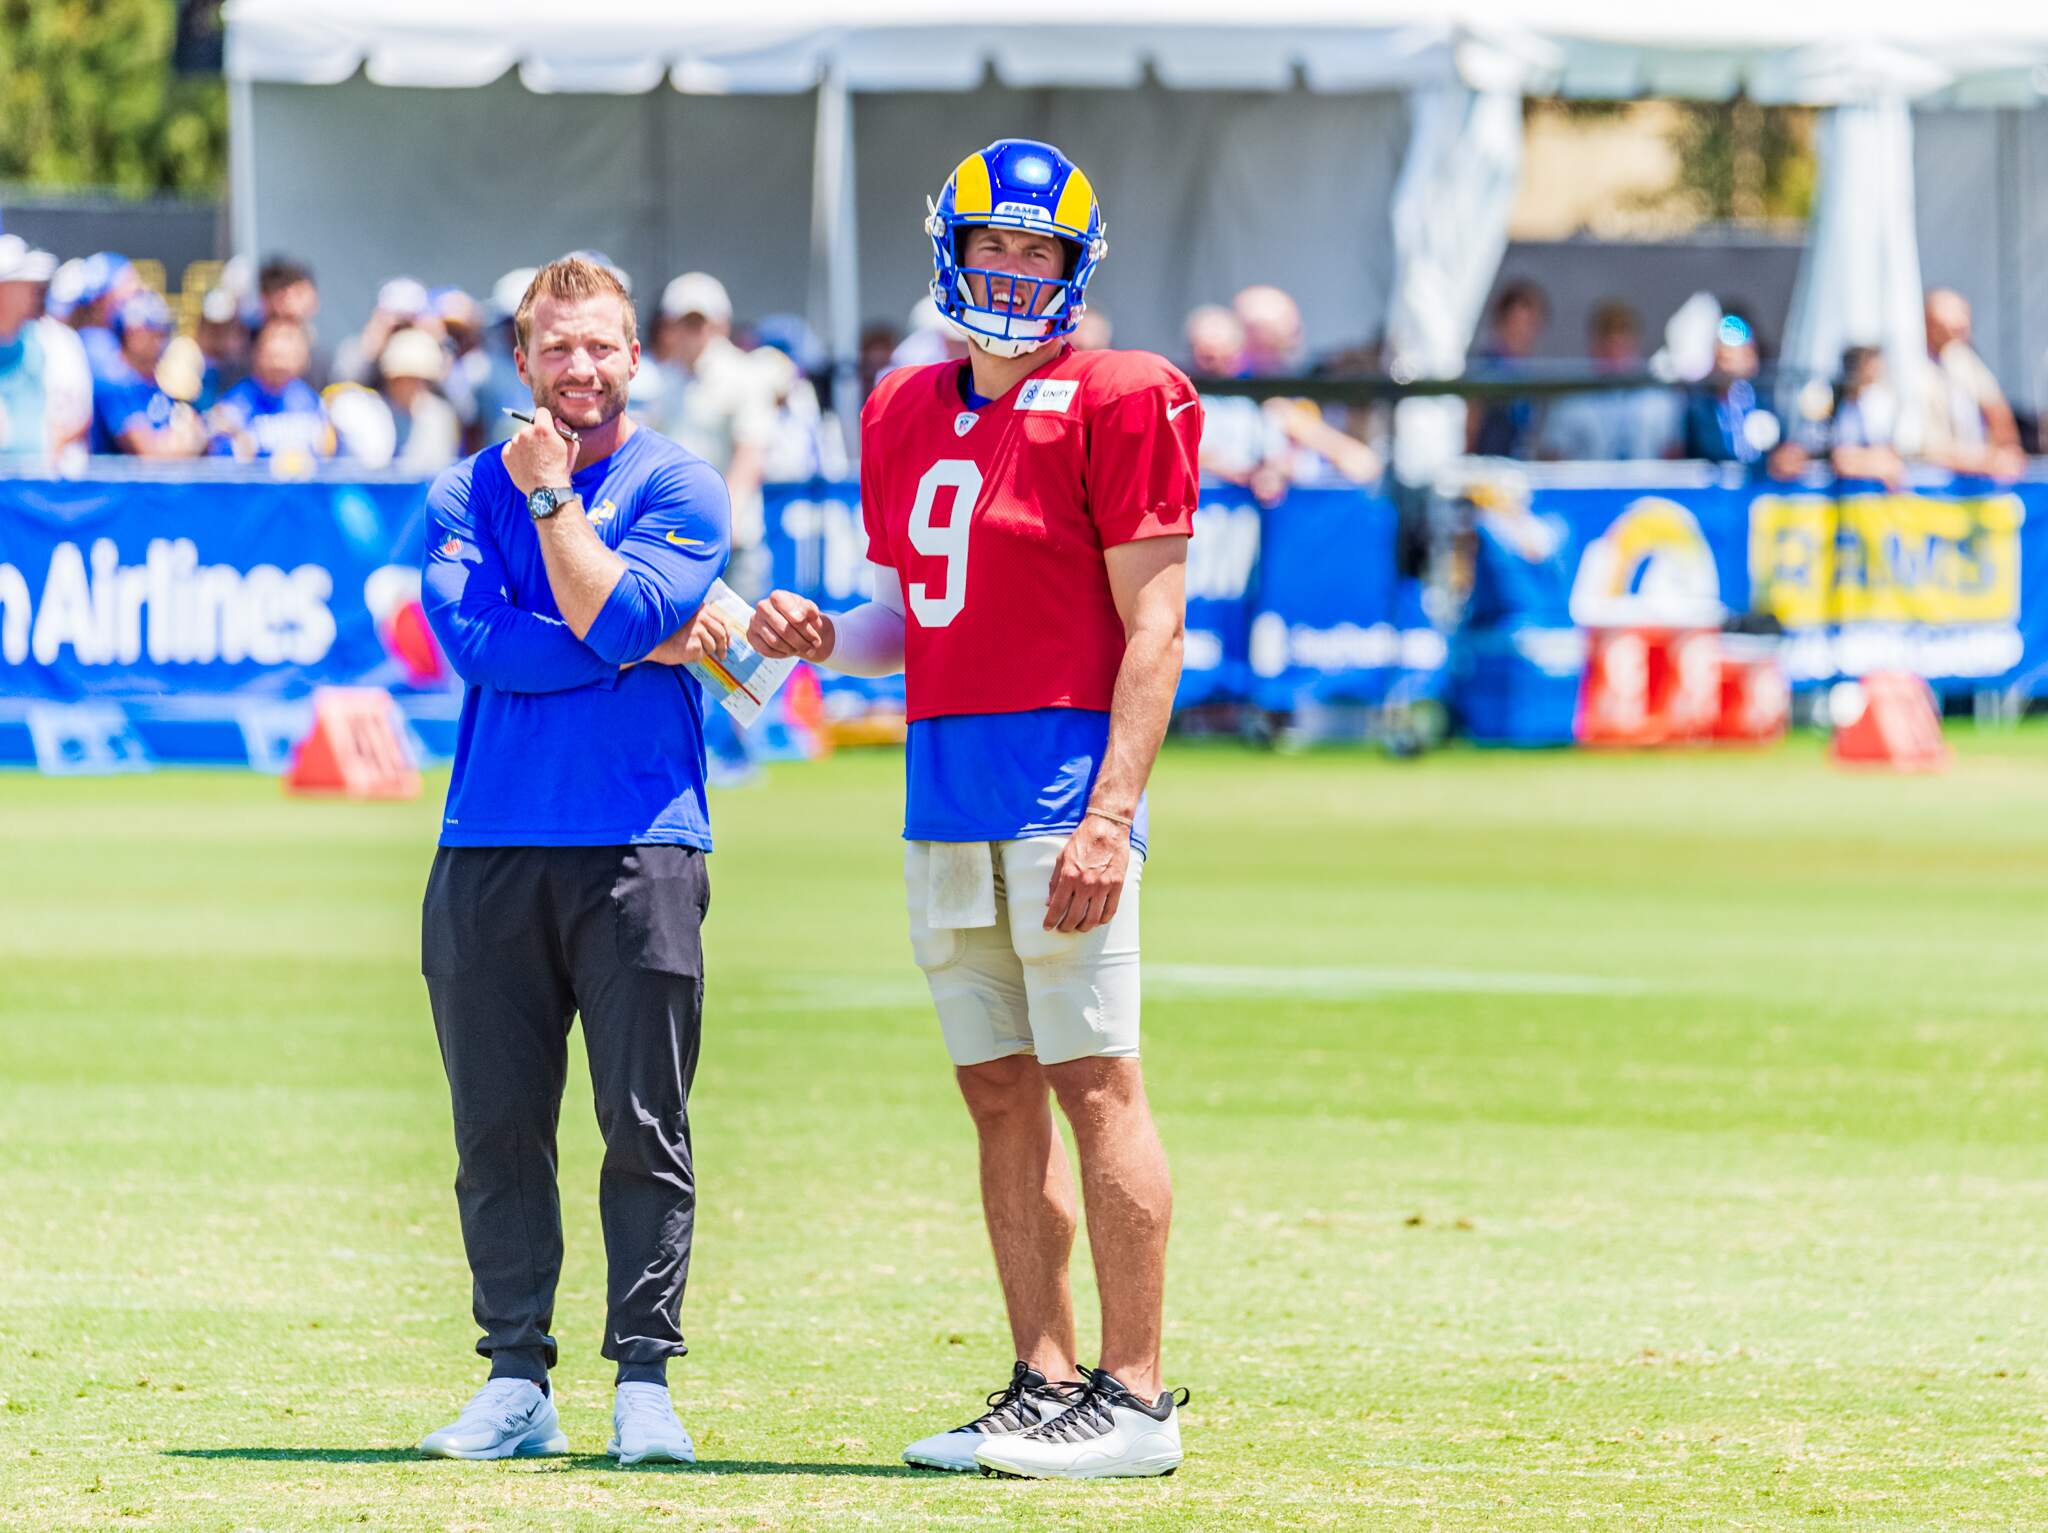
[[2, 730, 2045, 1530]]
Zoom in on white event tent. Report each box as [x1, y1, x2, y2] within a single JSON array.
[[224, 2, 2048, 470]]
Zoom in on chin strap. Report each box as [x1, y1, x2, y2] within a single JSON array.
[[969, 333, 1063, 361]]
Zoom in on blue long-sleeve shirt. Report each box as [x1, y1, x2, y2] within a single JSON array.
[[421, 425, 731, 848]]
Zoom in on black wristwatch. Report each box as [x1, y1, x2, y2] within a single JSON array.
[[527, 485, 577, 521]]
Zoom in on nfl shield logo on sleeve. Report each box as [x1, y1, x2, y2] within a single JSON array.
[[954, 411, 978, 436]]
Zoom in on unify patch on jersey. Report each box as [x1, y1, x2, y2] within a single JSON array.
[[1015, 378, 1079, 414]]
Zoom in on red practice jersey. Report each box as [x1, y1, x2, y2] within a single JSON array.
[[860, 344, 1202, 723]]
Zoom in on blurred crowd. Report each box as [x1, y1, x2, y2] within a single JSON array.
[[1456, 278, 2030, 485], [0, 244, 843, 533], [0, 234, 2030, 516]]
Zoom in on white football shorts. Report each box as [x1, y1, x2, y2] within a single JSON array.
[[903, 835, 1142, 1068]]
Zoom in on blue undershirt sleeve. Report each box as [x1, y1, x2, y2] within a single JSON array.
[[421, 465, 618, 694], [580, 455, 732, 665]]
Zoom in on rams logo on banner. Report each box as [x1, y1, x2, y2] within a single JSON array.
[[1569, 497, 1722, 627]]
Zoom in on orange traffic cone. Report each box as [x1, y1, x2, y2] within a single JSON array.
[[1829, 671, 1950, 773], [284, 687, 422, 799]]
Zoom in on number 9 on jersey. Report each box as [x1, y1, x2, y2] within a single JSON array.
[[906, 459, 984, 628]]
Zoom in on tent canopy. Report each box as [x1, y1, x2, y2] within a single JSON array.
[[227, 1, 2048, 104], [222, 1, 2048, 439]]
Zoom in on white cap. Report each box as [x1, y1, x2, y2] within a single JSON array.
[[376, 276, 431, 318], [490, 266, 538, 320], [566, 249, 632, 295], [379, 326, 448, 382], [660, 271, 732, 323], [200, 287, 240, 325], [46, 257, 90, 317], [217, 254, 255, 303], [906, 295, 949, 334], [0, 235, 57, 284]]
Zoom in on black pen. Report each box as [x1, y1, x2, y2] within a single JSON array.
[[502, 406, 580, 443]]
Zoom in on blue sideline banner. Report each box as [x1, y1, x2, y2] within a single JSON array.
[[1247, 487, 1445, 711], [1181, 488, 1261, 707], [1529, 475, 2048, 693], [0, 475, 456, 767], [14, 470, 2038, 771], [760, 479, 905, 713]]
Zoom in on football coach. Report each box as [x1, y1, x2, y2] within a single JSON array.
[[412, 256, 732, 1467]]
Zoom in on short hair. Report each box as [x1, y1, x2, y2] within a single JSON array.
[[516, 257, 638, 352], [1493, 278, 1549, 323], [1589, 300, 1640, 344], [258, 257, 315, 297], [252, 316, 309, 354]]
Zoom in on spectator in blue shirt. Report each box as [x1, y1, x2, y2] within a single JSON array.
[[1681, 314, 1815, 479], [74, 253, 144, 384], [91, 291, 206, 458], [209, 319, 335, 464], [255, 256, 330, 388], [1469, 279, 1549, 458], [194, 287, 249, 408], [1682, 315, 1774, 465]]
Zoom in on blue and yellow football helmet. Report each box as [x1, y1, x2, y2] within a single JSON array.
[[926, 138, 1107, 357]]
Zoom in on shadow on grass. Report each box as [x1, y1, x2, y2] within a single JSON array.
[[686, 1460, 929, 1479], [164, 1448, 926, 1478], [165, 1449, 423, 1464]]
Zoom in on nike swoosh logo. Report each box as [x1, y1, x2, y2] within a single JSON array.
[[1166, 400, 1197, 422], [664, 531, 705, 547]]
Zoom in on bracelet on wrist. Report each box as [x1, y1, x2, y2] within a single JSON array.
[[1085, 807, 1135, 830]]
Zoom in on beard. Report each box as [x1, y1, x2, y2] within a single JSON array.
[[534, 371, 628, 431]]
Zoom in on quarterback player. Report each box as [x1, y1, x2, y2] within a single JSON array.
[[749, 139, 1198, 1480]]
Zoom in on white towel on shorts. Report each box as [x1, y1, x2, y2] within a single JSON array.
[[924, 840, 997, 929]]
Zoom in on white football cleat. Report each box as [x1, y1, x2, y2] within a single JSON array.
[[607, 1381, 696, 1466], [974, 1367, 1186, 1480], [902, 1361, 1085, 1472], [418, 1378, 568, 1460]]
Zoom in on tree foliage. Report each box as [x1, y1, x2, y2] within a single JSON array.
[[0, 0, 227, 196], [1668, 102, 1816, 224]]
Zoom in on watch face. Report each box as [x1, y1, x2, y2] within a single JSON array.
[[528, 487, 557, 519]]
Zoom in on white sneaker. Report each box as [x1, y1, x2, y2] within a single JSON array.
[[418, 1378, 568, 1460], [974, 1367, 1186, 1479], [902, 1361, 1085, 1472], [607, 1381, 696, 1466]]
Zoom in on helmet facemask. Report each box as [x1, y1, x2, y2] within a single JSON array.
[[926, 190, 1107, 359]]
